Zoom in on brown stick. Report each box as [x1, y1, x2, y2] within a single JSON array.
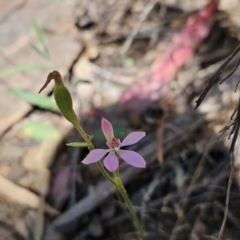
[[217, 152, 235, 240]]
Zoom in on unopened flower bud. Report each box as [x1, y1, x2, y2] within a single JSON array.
[[38, 71, 79, 126]]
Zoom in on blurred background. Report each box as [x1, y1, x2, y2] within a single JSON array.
[[1, 0, 240, 239]]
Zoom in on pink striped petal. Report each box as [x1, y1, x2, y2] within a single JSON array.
[[120, 132, 146, 147], [102, 118, 114, 142], [118, 150, 146, 168], [103, 152, 119, 172], [82, 149, 107, 164]]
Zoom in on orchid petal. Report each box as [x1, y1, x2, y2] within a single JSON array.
[[120, 132, 146, 147], [82, 149, 107, 164], [102, 118, 114, 142], [103, 151, 119, 172], [118, 150, 146, 168]]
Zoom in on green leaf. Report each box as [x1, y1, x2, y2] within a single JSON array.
[[22, 122, 61, 141], [8, 88, 59, 112], [66, 142, 89, 147], [0, 64, 50, 78], [31, 18, 51, 59]]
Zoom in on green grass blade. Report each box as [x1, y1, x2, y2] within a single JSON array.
[[31, 18, 50, 59], [0, 63, 50, 78], [22, 122, 61, 141], [8, 88, 59, 112], [31, 44, 50, 60]]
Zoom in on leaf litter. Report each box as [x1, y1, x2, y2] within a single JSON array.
[[3, 0, 240, 239]]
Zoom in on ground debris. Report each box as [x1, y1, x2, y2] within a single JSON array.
[[2, 0, 240, 239]]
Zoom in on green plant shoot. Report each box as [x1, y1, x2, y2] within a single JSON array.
[[38, 71, 93, 149]]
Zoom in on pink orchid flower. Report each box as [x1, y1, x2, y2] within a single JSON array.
[[82, 118, 146, 172]]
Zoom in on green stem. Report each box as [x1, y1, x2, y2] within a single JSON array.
[[73, 123, 94, 150], [97, 162, 116, 186], [114, 172, 144, 240], [73, 121, 143, 238], [73, 122, 116, 186]]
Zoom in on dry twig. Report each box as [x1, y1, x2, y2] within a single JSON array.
[[195, 44, 240, 109], [169, 139, 214, 240], [0, 175, 59, 216], [121, 0, 158, 55], [217, 152, 235, 240], [195, 44, 240, 240]]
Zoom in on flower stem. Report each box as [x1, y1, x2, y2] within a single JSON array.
[[97, 162, 116, 186], [73, 122, 116, 186], [73, 123, 94, 150], [73, 121, 143, 238], [113, 172, 145, 240]]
